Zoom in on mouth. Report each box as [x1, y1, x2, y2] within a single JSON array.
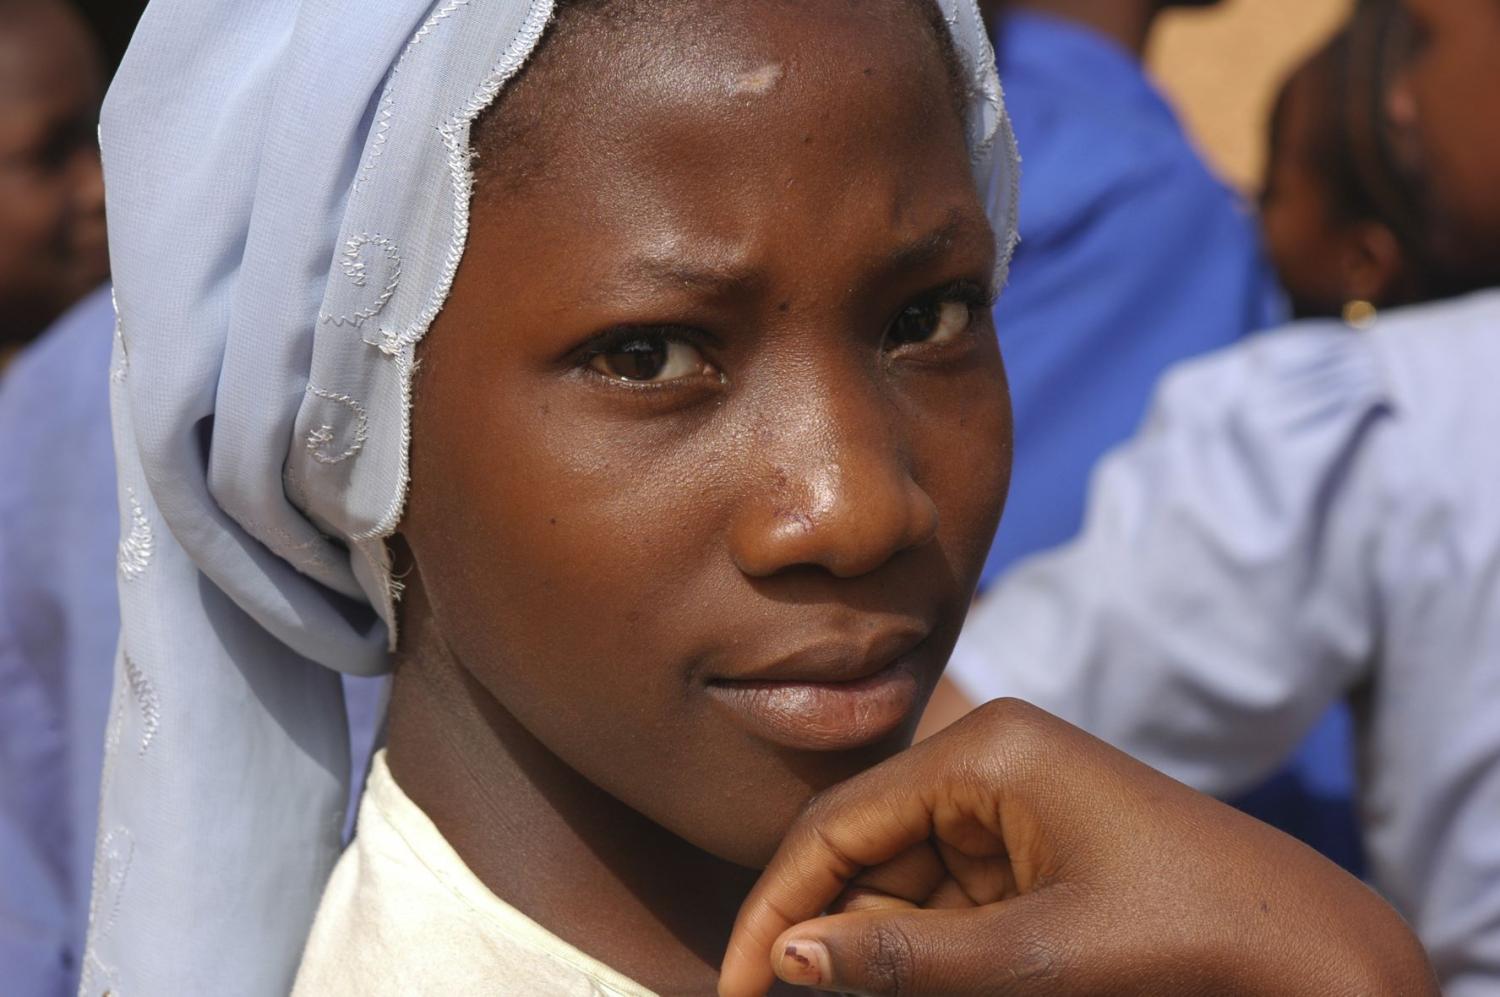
[[704, 630, 928, 752]]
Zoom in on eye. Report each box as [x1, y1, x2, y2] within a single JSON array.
[[588, 333, 713, 384], [886, 287, 985, 350]]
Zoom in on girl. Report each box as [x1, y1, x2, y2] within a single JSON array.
[[1259, 0, 1485, 322], [86, 0, 1433, 993]]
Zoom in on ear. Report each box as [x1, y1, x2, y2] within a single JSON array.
[[1339, 221, 1407, 306]]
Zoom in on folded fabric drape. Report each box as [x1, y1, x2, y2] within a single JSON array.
[[85, 1, 1018, 992]]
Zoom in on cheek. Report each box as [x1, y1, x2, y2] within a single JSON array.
[[0, 173, 69, 227], [1413, 32, 1500, 231], [1260, 199, 1297, 271], [1264, 203, 1319, 284], [0, 181, 68, 277], [1260, 177, 1346, 304], [907, 344, 1012, 576], [408, 379, 716, 702]]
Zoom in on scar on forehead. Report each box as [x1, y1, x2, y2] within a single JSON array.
[[729, 63, 784, 96]]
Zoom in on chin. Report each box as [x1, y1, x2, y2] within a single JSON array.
[[665, 729, 919, 870]]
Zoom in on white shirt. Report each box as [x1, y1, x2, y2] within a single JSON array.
[[950, 291, 1500, 996], [294, 751, 656, 996]]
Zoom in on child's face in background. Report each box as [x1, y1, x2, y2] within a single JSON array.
[[1260, 69, 1360, 318], [0, 1, 107, 346], [1260, 51, 1415, 319], [1394, 0, 1500, 277], [402, 1, 1009, 868]]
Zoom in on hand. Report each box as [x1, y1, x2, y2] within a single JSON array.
[[719, 699, 1437, 996]]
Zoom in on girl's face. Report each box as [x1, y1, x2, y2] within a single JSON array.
[[1260, 71, 1357, 317], [0, 2, 106, 344], [402, 1, 1010, 868], [1260, 65, 1407, 318]]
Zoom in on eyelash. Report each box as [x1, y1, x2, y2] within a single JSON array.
[[576, 325, 719, 387], [889, 281, 994, 342], [918, 280, 995, 314], [574, 279, 995, 387]]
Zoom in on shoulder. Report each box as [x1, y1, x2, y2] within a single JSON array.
[[1362, 291, 1500, 411], [0, 286, 117, 525], [1356, 292, 1500, 489], [1150, 293, 1500, 512], [1150, 320, 1388, 436]]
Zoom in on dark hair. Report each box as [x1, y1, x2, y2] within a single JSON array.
[[472, 0, 972, 194]]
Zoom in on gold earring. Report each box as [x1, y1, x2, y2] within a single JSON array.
[[1342, 299, 1378, 330]]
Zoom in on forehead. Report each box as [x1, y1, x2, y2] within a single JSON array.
[[0, 5, 98, 99], [469, 0, 986, 285]]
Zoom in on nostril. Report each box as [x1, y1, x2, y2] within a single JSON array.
[[731, 470, 940, 580]]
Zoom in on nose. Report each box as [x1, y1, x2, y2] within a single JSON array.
[[729, 376, 940, 580]]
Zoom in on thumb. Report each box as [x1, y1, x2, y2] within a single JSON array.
[[768, 896, 1078, 997]]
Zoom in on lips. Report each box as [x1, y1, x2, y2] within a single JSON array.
[[704, 628, 928, 752]]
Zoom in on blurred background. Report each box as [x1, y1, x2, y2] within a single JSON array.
[[1153, 0, 1352, 190], [9, 0, 1486, 994]]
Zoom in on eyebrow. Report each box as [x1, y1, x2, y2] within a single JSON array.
[[613, 253, 766, 297], [882, 208, 978, 275], [603, 206, 992, 300]]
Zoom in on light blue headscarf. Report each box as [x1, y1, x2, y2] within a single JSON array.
[[85, 1, 1018, 992]]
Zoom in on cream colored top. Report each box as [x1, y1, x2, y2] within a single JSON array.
[[293, 751, 657, 996]]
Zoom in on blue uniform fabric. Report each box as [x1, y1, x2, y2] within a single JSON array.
[[0, 288, 118, 997], [983, 10, 1284, 587]]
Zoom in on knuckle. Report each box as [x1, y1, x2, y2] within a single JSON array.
[[968, 697, 1052, 759], [791, 788, 843, 844], [971, 696, 1042, 729], [783, 791, 865, 880], [861, 921, 920, 996]]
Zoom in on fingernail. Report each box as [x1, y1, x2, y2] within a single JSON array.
[[778, 939, 830, 986]]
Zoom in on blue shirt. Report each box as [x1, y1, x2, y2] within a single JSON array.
[[984, 10, 1283, 586], [0, 288, 118, 996]]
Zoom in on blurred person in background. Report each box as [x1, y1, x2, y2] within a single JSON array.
[[1260, 0, 1491, 322], [974, 0, 1280, 588], [0, 286, 117, 997], [0, 0, 107, 366], [946, 0, 1500, 989], [0, 4, 112, 992], [951, 0, 1366, 872]]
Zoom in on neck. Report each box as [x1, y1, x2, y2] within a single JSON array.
[[383, 588, 762, 996], [1008, 0, 1161, 58]]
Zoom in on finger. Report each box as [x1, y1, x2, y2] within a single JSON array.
[[828, 886, 919, 915], [832, 877, 984, 915], [844, 842, 947, 907], [936, 838, 1020, 906], [769, 897, 1082, 996], [720, 700, 1060, 996], [925, 877, 978, 909]]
